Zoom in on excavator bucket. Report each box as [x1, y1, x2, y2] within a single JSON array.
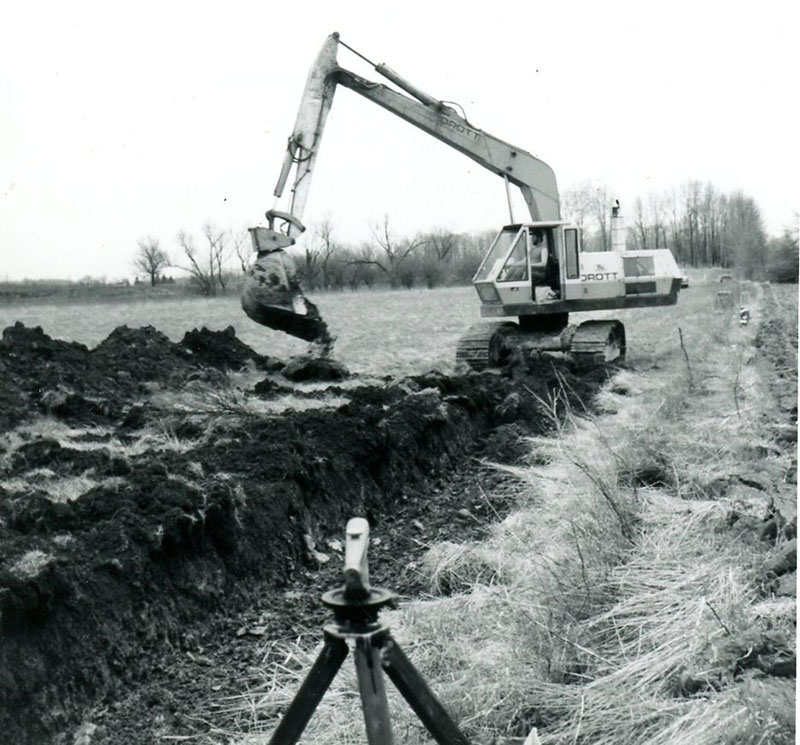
[[241, 246, 332, 344]]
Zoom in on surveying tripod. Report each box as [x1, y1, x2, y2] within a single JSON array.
[[268, 518, 471, 745]]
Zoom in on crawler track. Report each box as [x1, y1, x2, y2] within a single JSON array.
[[456, 318, 626, 371], [455, 321, 518, 370]]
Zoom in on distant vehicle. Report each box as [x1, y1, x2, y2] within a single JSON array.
[[680, 274, 690, 288]]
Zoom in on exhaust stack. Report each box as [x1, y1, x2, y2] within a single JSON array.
[[611, 200, 626, 253]]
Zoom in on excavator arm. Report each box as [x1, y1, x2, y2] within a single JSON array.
[[259, 32, 561, 250]]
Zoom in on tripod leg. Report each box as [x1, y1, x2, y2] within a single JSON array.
[[382, 636, 471, 745], [353, 635, 395, 745], [268, 633, 348, 745]]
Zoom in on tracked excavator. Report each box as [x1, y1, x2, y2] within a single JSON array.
[[243, 33, 683, 368]]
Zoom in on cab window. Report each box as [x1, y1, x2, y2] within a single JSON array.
[[565, 228, 579, 279], [497, 231, 529, 282], [474, 228, 519, 282], [623, 256, 655, 277]]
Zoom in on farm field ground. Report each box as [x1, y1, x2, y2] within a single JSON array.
[[0, 272, 795, 744]]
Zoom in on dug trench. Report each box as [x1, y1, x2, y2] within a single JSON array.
[[0, 323, 612, 744]]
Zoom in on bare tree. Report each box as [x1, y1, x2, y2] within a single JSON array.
[[632, 196, 648, 250], [134, 236, 170, 286], [177, 226, 226, 296], [296, 225, 324, 290], [561, 181, 593, 246], [351, 215, 425, 288], [724, 191, 767, 280], [669, 186, 686, 265], [648, 190, 668, 249], [232, 227, 252, 274], [314, 216, 339, 290], [202, 222, 230, 293], [418, 228, 459, 288]]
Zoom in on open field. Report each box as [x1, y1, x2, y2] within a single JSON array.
[[0, 271, 795, 744], [0, 269, 718, 375], [0, 286, 484, 377]]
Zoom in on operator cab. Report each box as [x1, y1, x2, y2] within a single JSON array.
[[473, 223, 562, 306], [472, 221, 683, 319]]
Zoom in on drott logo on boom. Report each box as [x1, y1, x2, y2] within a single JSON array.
[[438, 114, 479, 140]]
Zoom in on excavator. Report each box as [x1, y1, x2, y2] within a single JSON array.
[[242, 33, 683, 368]]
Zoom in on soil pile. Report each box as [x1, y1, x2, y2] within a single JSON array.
[[180, 326, 282, 372], [0, 322, 609, 744]]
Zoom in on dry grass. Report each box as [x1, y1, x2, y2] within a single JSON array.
[[217, 278, 794, 744]]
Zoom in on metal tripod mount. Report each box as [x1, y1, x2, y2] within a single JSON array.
[[268, 518, 471, 745]]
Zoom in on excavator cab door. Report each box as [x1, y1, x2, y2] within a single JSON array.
[[480, 227, 533, 304]]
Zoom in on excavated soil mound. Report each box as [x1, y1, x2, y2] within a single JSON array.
[[0, 323, 610, 744], [180, 326, 283, 372]]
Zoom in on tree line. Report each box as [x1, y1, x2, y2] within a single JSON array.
[[134, 216, 496, 295], [134, 181, 798, 294], [563, 179, 798, 282]]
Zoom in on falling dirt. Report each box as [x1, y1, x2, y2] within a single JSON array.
[[0, 321, 612, 744]]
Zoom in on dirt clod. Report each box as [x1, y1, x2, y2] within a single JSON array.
[[282, 354, 350, 382]]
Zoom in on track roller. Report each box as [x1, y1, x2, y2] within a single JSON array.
[[570, 320, 626, 367]]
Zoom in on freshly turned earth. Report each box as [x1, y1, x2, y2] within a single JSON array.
[[0, 322, 611, 744], [1, 297, 795, 744]]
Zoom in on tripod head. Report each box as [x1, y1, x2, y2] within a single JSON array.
[[321, 518, 397, 627]]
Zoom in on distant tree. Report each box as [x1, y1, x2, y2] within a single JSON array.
[[419, 229, 459, 288], [134, 237, 170, 286], [297, 217, 337, 291], [177, 229, 213, 295], [668, 186, 686, 265], [313, 216, 339, 290], [352, 215, 425, 289], [562, 180, 614, 251], [232, 227, 252, 274], [766, 219, 798, 283], [561, 181, 593, 247], [647, 190, 669, 249], [725, 191, 767, 280], [450, 230, 492, 285], [202, 222, 231, 292], [176, 222, 232, 296], [631, 196, 649, 250]]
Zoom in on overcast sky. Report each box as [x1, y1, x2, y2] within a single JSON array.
[[1, 0, 797, 281]]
